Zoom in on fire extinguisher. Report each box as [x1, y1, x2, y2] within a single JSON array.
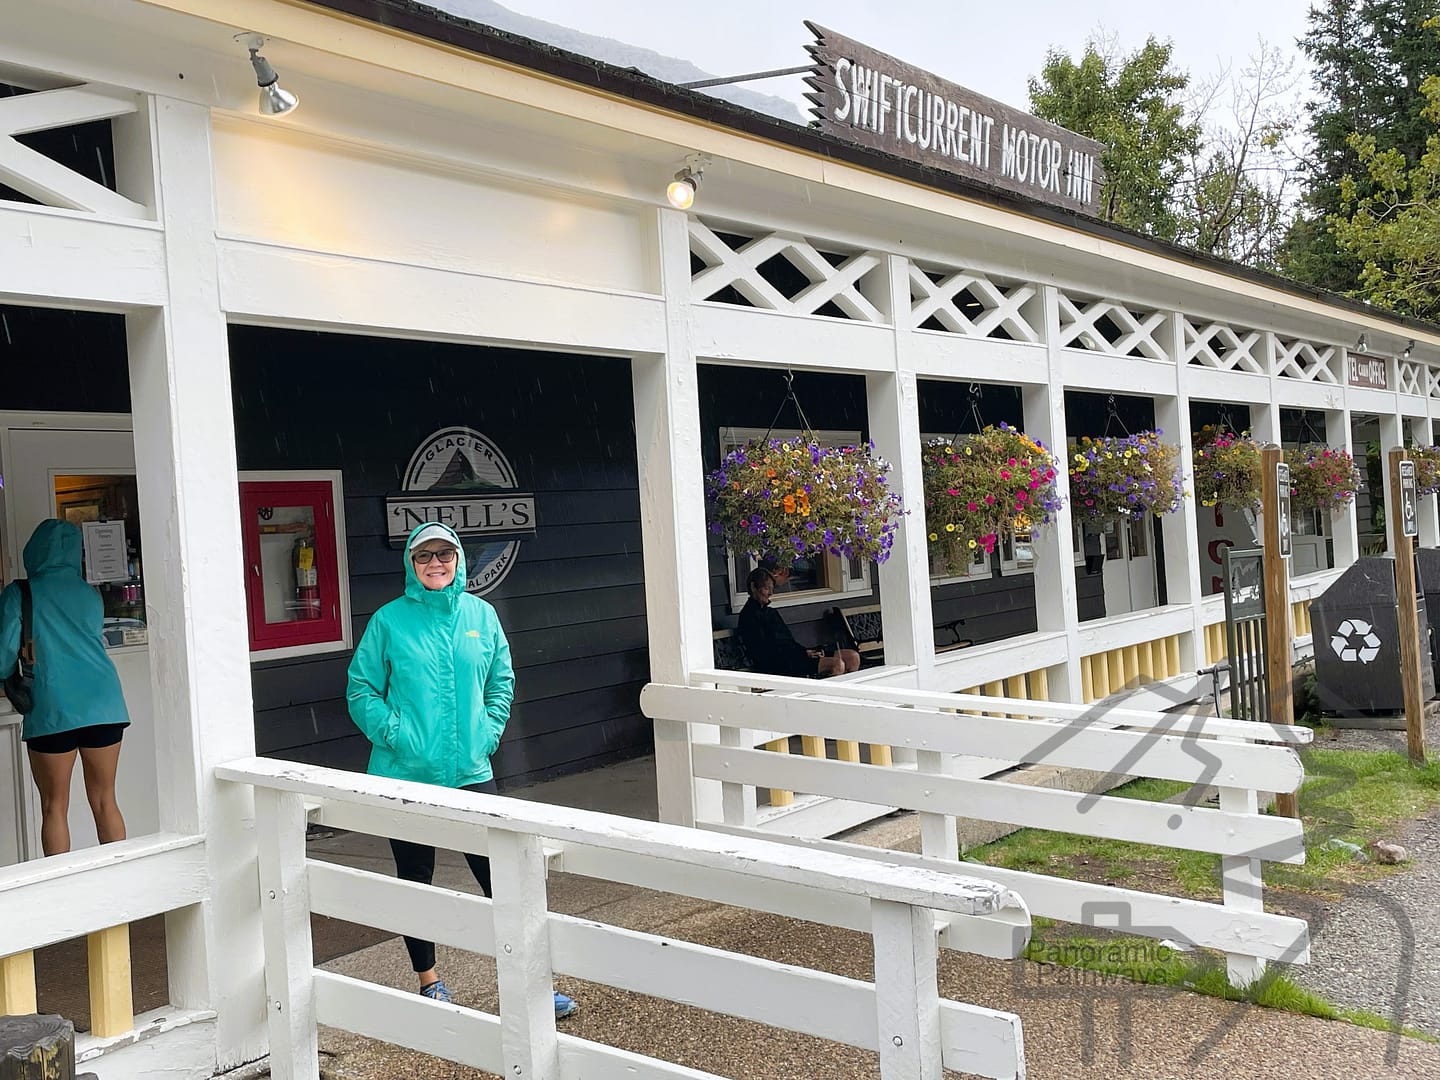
[[293, 536, 322, 620]]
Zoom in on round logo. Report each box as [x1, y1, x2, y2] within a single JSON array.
[[403, 427, 523, 596], [1330, 618, 1382, 664]]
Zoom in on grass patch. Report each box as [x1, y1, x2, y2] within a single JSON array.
[[1024, 929, 1436, 1040]]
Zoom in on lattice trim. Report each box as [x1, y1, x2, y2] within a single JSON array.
[[1399, 359, 1424, 396], [689, 219, 887, 323], [1427, 367, 1440, 400], [907, 262, 1040, 342], [0, 84, 144, 218], [1055, 292, 1168, 360], [1274, 339, 1340, 383], [1181, 318, 1264, 373]]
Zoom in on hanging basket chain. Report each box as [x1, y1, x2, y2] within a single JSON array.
[[762, 370, 815, 443], [1102, 394, 1131, 438]]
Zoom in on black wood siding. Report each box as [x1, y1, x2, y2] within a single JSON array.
[[230, 327, 649, 788], [1, 306, 130, 413]]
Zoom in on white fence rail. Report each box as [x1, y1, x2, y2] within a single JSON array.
[[642, 675, 1312, 986], [219, 757, 1032, 1080]]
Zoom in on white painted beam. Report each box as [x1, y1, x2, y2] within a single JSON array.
[[218, 238, 667, 355], [0, 834, 206, 956], [691, 302, 894, 371], [907, 335, 1049, 385], [0, 204, 165, 307]]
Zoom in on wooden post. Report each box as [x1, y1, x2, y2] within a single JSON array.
[[0, 952, 37, 1016], [489, 830, 559, 1080], [1261, 445, 1298, 818], [84, 926, 133, 1039], [0, 1014, 96, 1080], [870, 899, 942, 1080], [1388, 448, 1428, 764], [255, 789, 318, 1080]]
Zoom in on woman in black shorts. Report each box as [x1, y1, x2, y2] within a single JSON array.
[[1, 520, 130, 855]]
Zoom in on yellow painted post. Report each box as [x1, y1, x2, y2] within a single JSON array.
[[800, 734, 826, 760], [1136, 640, 1154, 684], [1108, 649, 1125, 694], [1122, 645, 1140, 688], [984, 679, 1005, 698], [1166, 634, 1182, 677], [1080, 656, 1094, 703], [1004, 674, 1026, 717], [0, 951, 38, 1015], [1093, 653, 1111, 698], [765, 738, 793, 807], [87, 925, 134, 1039], [1029, 666, 1050, 702], [867, 744, 893, 767], [1150, 639, 1168, 679], [835, 739, 861, 763]]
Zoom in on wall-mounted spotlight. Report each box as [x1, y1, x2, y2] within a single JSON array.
[[1355, 333, 1369, 354], [666, 154, 709, 210], [1403, 340, 1416, 360], [236, 33, 299, 117]]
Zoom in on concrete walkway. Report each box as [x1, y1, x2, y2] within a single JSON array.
[[305, 751, 1440, 1080]]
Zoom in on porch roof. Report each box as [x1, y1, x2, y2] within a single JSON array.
[[304, 0, 1440, 343]]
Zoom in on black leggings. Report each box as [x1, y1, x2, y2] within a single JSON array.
[[389, 779, 497, 974]]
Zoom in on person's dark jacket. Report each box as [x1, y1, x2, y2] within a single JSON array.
[[737, 597, 812, 677]]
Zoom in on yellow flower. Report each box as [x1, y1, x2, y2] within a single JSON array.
[[967, 539, 977, 549], [945, 523, 956, 532], [964, 447, 973, 455], [928, 532, 938, 541]]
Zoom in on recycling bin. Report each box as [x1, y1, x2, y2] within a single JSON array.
[[1310, 556, 1435, 715]]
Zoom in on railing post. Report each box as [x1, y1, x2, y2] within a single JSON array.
[[719, 726, 756, 827], [86, 925, 134, 1038], [490, 829, 559, 1080], [1218, 767, 1266, 988], [0, 951, 37, 1015], [255, 788, 318, 1080], [870, 898, 942, 1080]]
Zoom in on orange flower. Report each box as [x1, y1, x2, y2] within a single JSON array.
[[783, 494, 797, 513]]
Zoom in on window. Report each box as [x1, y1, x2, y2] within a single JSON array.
[[239, 471, 352, 659], [999, 528, 1036, 575], [719, 426, 872, 612]]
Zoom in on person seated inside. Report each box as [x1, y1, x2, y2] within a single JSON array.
[[738, 567, 861, 678]]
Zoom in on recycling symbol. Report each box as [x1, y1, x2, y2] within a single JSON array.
[[1330, 618, 1382, 664]]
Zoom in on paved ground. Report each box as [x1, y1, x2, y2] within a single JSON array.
[[303, 736, 1440, 1080], [1292, 720, 1440, 1038]]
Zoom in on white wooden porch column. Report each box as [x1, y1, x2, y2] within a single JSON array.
[[874, 255, 933, 686], [1409, 416, 1440, 546], [1162, 313, 1204, 671], [1327, 407, 1361, 567], [636, 207, 719, 826], [123, 96, 266, 1070], [1034, 285, 1082, 701]]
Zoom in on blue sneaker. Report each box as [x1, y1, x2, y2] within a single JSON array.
[[554, 991, 577, 1019], [420, 980, 452, 1003]]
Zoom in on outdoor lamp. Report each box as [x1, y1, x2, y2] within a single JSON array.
[[1355, 333, 1369, 354], [1403, 340, 1416, 360], [666, 166, 701, 210], [238, 33, 299, 117]]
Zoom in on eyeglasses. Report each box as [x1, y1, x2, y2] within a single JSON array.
[[411, 548, 458, 565]]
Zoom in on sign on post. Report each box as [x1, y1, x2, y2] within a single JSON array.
[[1275, 462, 1292, 560], [1400, 459, 1419, 539], [1260, 446, 1297, 817]]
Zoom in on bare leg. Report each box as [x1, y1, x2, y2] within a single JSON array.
[[839, 648, 862, 673], [816, 655, 845, 678], [27, 748, 77, 856], [79, 741, 126, 844]]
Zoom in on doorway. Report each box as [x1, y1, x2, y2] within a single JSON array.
[[1, 422, 157, 863], [1099, 515, 1158, 616]]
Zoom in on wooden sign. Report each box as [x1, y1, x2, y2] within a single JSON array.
[[1400, 459, 1419, 539], [1348, 353, 1388, 389], [384, 492, 536, 547], [805, 23, 1105, 215]]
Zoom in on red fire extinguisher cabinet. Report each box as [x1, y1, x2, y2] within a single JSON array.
[[239, 479, 344, 652]]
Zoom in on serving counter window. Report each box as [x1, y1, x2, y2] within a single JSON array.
[[239, 471, 351, 659]]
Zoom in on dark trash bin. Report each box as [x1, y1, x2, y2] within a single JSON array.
[[1413, 547, 1440, 691], [1311, 556, 1435, 715]]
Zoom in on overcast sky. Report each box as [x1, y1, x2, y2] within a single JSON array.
[[494, 0, 1314, 118]]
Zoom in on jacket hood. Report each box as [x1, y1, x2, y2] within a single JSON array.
[[403, 521, 468, 610], [23, 519, 84, 577]]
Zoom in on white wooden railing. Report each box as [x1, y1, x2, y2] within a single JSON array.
[[644, 674, 1312, 986], [219, 757, 1032, 1080]]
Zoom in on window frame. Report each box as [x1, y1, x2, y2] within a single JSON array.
[[239, 469, 353, 661]]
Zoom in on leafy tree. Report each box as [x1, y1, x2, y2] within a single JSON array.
[[1028, 35, 1201, 240], [1329, 71, 1440, 319], [1284, 0, 1440, 291]]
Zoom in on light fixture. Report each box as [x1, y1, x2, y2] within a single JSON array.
[[1403, 340, 1416, 360], [237, 33, 299, 117], [1355, 333, 1369, 354], [666, 154, 709, 210]]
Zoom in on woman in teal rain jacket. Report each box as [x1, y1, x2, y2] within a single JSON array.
[[346, 520, 576, 1018], [0, 519, 130, 855]]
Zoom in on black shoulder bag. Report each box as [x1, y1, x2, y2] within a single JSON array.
[[3, 580, 35, 715]]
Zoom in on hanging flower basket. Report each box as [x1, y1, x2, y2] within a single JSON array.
[[1068, 430, 1185, 519], [921, 423, 1063, 573], [704, 433, 904, 564], [1284, 445, 1362, 513], [1192, 427, 1263, 511], [1411, 446, 1440, 497]]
